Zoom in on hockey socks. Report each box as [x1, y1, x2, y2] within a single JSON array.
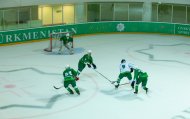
[[67, 87, 74, 94], [134, 86, 148, 94], [143, 87, 148, 94], [77, 70, 81, 76], [75, 89, 80, 95], [134, 86, 138, 94], [74, 87, 80, 95], [131, 80, 135, 89]]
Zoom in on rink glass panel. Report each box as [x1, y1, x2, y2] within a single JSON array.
[[114, 3, 129, 21], [87, 4, 100, 22], [18, 7, 31, 29], [158, 4, 172, 23], [42, 6, 53, 25], [0, 10, 3, 31], [128, 3, 143, 21], [100, 3, 114, 21], [52, 5, 63, 25], [187, 6, 190, 24], [173, 5, 186, 24], [63, 5, 75, 24], [151, 3, 158, 22], [0, 2, 190, 31], [4, 8, 18, 30]]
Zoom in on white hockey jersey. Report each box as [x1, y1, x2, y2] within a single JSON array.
[[119, 62, 134, 73]]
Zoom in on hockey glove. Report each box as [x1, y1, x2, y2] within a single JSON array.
[[75, 77, 79, 81], [87, 64, 91, 68], [115, 83, 120, 89], [130, 68, 134, 73], [92, 63, 97, 69]]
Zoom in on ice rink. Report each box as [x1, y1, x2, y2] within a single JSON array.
[[0, 33, 190, 119]]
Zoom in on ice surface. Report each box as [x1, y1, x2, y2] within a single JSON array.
[[0, 34, 190, 119]]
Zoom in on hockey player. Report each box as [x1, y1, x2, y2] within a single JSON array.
[[59, 33, 74, 54], [77, 50, 97, 76], [133, 68, 148, 94], [114, 59, 135, 89], [63, 65, 80, 95]]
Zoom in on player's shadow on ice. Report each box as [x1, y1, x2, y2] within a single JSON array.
[[0, 88, 87, 110], [100, 89, 143, 101], [114, 93, 144, 101], [0, 94, 64, 110], [100, 89, 127, 95], [43, 47, 85, 55]]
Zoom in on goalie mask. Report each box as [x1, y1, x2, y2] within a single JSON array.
[[66, 33, 70, 38]]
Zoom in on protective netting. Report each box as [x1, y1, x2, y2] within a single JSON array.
[[44, 32, 69, 52]]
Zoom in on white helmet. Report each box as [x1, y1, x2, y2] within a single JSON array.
[[65, 64, 70, 69], [87, 50, 92, 54], [66, 33, 70, 37]]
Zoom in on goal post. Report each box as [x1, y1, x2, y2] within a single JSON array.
[[44, 31, 74, 52]]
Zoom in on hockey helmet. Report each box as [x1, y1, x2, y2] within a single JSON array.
[[87, 50, 92, 54], [65, 64, 70, 69], [121, 59, 126, 63], [66, 33, 70, 37]]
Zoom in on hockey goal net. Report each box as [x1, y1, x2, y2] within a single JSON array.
[[44, 32, 73, 52]]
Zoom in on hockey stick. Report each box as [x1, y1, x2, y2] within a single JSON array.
[[93, 69, 130, 85], [111, 81, 130, 85], [93, 69, 113, 83], [53, 85, 64, 90], [120, 82, 130, 85]]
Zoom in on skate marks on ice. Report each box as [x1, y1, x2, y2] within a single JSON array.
[[136, 43, 190, 66], [0, 70, 95, 111], [114, 88, 153, 101], [100, 88, 132, 96], [43, 47, 85, 55], [0, 94, 64, 109], [0, 84, 92, 110], [100, 89, 142, 101], [0, 87, 86, 110], [0, 86, 94, 119], [0, 67, 60, 76], [83, 72, 143, 101]]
